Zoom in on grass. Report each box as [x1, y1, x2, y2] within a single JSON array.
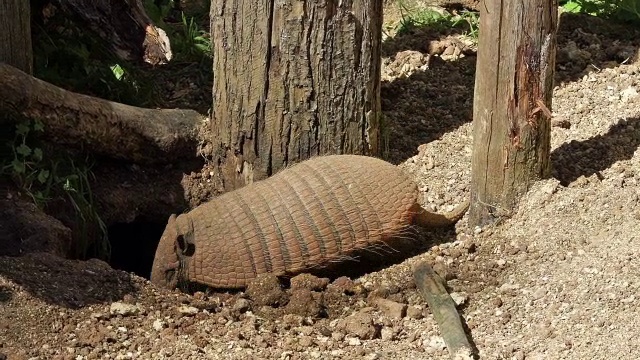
[[1, 119, 110, 261], [560, 0, 640, 23], [393, 1, 480, 43]]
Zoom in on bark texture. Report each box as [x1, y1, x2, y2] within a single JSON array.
[[470, 0, 557, 226], [0, 63, 204, 164], [33, 0, 172, 65], [210, 0, 383, 191], [0, 0, 33, 74]]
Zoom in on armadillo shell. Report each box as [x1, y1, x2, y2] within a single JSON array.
[[158, 155, 420, 289]]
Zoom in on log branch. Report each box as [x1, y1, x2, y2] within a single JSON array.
[[413, 261, 476, 360], [0, 63, 205, 165]]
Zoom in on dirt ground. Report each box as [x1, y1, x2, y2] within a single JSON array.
[[2, 5, 640, 360]]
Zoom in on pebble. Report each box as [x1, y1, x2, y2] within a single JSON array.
[[406, 305, 424, 319], [380, 327, 396, 341], [152, 319, 165, 331], [423, 336, 446, 351], [177, 305, 199, 316], [232, 298, 251, 313], [337, 312, 378, 340], [371, 298, 407, 319], [450, 292, 468, 306], [109, 302, 142, 317]]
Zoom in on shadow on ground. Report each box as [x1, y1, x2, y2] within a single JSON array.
[[551, 117, 640, 185], [291, 226, 460, 283], [380, 55, 476, 164], [0, 252, 138, 309], [555, 13, 640, 84], [379, 11, 639, 164]]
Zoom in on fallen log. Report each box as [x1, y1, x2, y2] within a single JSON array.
[[413, 260, 476, 360], [0, 63, 205, 165]]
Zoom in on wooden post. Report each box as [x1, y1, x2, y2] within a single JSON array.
[[209, 0, 383, 192], [0, 0, 33, 74], [469, 0, 558, 227]]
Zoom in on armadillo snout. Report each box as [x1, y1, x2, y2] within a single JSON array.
[[150, 215, 181, 289]]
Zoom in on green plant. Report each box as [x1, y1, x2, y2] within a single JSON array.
[[1, 119, 110, 260], [33, 19, 159, 107], [61, 160, 110, 260], [561, 0, 640, 22], [173, 12, 212, 61], [395, 2, 480, 42], [2, 119, 51, 206]]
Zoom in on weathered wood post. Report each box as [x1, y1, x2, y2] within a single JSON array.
[[209, 0, 383, 192], [0, 0, 32, 74], [469, 0, 558, 226]]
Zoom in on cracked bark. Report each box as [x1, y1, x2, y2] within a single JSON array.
[[469, 0, 557, 227], [0, 0, 32, 74], [210, 0, 382, 192]]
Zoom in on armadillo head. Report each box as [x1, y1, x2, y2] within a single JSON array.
[[150, 214, 184, 289]]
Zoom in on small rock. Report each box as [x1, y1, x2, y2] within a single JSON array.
[[232, 298, 251, 313], [285, 289, 324, 318], [366, 352, 381, 360], [423, 336, 446, 351], [380, 327, 396, 341], [450, 292, 468, 306], [331, 331, 345, 341], [337, 311, 379, 340], [406, 305, 423, 319], [371, 298, 407, 319], [109, 302, 142, 316], [346, 337, 362, 346], [246, 273, 288, 307], [290, 273, 330, 291], [177, 304, 199, 316], [299, 335, 314, 347], [153, 319, 166, 331], [330, 277, 365, 295]]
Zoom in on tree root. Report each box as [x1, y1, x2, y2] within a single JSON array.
[[0, 63, 205, 165]]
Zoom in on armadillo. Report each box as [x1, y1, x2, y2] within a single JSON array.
[[150, 155, 469, 290]]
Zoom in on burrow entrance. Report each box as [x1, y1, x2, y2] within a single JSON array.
[[107, 219, 166, 279]]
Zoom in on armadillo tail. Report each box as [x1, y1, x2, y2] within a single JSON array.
[[413, 198, 470, 228]]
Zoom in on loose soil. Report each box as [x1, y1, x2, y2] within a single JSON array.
[[2, 7, 640, 360]]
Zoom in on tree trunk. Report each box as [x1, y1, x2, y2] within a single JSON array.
[[469, 0, 557, 226], [0, 0, 33, 74], [210, 0, 383, 191]]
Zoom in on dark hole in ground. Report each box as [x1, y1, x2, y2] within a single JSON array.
[[107, 220, 165, 279]]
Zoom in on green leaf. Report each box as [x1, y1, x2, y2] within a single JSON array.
[[11, 159, 25, 174], [16, 144, 32, 157], [32, 148, 43, 162], [37, 169, 50, 184], [562, 1, 582, 13], [33, 119, 45, 132], [16, 122, 30, 136], [110, 64, 125, 80]]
